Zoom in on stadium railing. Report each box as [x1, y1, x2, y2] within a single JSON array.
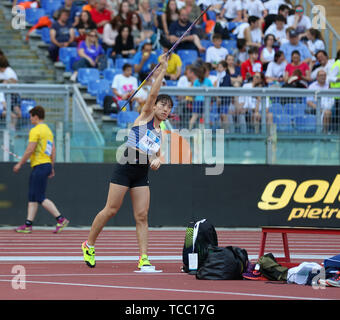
[[1, 85, 340, 165]]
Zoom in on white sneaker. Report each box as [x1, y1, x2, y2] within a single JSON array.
[[70, 72, 77, 82]]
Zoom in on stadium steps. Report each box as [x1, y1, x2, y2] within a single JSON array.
[[0, 3, 56, 84]]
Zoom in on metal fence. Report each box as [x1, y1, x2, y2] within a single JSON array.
[[0, 84, 105, 163], [1, 85, 340, 165]]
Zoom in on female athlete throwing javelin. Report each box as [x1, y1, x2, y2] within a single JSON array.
[[82, 54, 173, 269]]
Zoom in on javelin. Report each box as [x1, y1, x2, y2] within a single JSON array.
[[120, 5, 211, 111], [1, 145, 21, 159]]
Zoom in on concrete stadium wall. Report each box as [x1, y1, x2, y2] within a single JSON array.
[[0, 163, 339, 228]]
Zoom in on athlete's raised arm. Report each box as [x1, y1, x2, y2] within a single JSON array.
[[140, 54, 168, 118]]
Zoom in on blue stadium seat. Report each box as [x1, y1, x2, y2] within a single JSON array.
[[59, 47, 78, 72], [269, 103, 283, 115], [40, 0, 61, 17], [115, 58, 134, 70], [117, 110, 139, 128], [96, 87, 112, 107], [200, 40, 212, 50], [166, 80, 177, 86], [21, 99, 36, 118], [223, 40, 237, 54], [40, 27, 51, 44], [25, 8, 46, 25], [206, 10, 216, 21], [177, 50, 198, 65], [77, 68, 100, 86], [295, 114, 317, 132], [284, 103, 307, 116], [88, 79, 110, 96], [103, 68, 118, 83], [273, 114, 293, 132]]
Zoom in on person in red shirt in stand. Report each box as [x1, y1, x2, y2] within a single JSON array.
[[90, 0, 113, 34], [240, 46, 263, 81]]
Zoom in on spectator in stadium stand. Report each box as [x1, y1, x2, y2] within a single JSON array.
[[311, 50, 334, 81], [286, 4, 311, 37], [126, 11, 144, 47], [118, 0, 132, 24], [240, 46, 263, 81], [176, 64, 196, 120], [90, 0, 113, 35], [57, 0, 82, 27], [70, 30, 105, 82], [158, 41, 182, 81], [133, 41, 158, 82], [183, 0, 201, 24], [169, 8, 206, 53], [137, 0, 156, 41], [306, 28, 325, 61], [48, 9, 77, 62], [239, 72, 272, 134], [225, 54, 243, 86], [280, 29, 312, 63], [242, 0, 267, 21], [160, 0, 179, 41], [111, 63, 138, 101], [214, 60, 228, 87], [82, 0, 97, 13], [259, 34, 277, 72], [111, 25, 136, 59], [244, 16, 263, 48], [329, 49, 340, 132], [0, 55, 21, 129], [265, 50, 287, 85], [263, 3, 290, 32], [264, 15, 287, 46], [74, 10, 97, 44], [306, 69, 333, 133], [102, 15, 123, 51], [188, 64, 213, 130], [232, 38, 249, 65], [128, 0, 138, 11], [219, 0, 243, 22], [205, 33, 229, 69], [283, 50, 311, 85]]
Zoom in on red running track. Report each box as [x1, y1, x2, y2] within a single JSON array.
[[0, 228, 339, 300]]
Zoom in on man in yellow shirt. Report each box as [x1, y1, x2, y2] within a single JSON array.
[[13, 106, 69, 234], [159, 42, 182, 81]]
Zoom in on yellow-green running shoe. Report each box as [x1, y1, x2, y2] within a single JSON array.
[[81, 241, 96, 268], [138, 254, 152, 269]]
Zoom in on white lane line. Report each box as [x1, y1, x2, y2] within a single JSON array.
[[0, 254, 330, 262], [0, 279, 331, 300]]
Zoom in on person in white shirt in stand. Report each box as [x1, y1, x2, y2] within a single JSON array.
[[311, 50, 335, 81], [219, 0, 243, 22], [265, 15, 287, 46], [242, 0, 267, 21], [205, 33, 229, 69], [244, 16, 263, 48], [306, 69, 333, 133], [112, 63, 138, 104], [306, 28, 325, 60], [265, 50, 287, 85], [287, 4, 311, 37]]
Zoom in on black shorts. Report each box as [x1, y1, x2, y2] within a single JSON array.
[[111, 162, 149, 188]]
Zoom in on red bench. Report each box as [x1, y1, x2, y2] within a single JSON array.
[[258, 226, 340, 263]]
